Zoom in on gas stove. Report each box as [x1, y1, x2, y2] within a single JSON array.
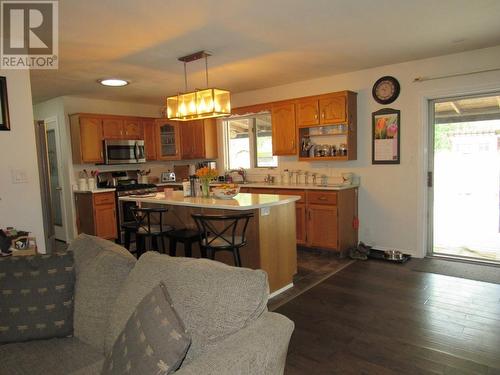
[[115, 183, 157, 197]]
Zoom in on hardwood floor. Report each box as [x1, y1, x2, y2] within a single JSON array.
[[276, 260, 500, 374]]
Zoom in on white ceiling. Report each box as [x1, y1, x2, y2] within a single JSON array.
[[30, 0, 500, 105]]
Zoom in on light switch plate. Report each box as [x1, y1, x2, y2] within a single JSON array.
[[11, 169, 28, 184], [260, 207, 270, 216]]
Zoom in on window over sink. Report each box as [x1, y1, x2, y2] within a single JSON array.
[[223, 113, 278, 169]]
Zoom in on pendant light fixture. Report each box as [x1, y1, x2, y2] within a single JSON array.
[[166, 51, 231, 121]]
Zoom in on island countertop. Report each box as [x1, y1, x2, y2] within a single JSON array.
[[119, 191, 301, 210]]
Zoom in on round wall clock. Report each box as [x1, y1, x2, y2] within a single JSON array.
[[372, 76, 400, 105]]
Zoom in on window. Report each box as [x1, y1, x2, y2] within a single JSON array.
[[224, 113, 278, 169]]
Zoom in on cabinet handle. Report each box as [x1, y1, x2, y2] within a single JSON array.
[[318, 196, 327, 201], [314, 113, 318, 120], [291, 140, 295, 147], [100, 151, 103, 159], [321, 112, 325, 119]]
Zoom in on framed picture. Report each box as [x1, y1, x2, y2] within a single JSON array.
[[0, 77, 10, 131], [372, 108, 400, 164]]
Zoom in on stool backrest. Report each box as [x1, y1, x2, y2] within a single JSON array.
[[129, 207, 168, 234], [191, 213, 253, 248]]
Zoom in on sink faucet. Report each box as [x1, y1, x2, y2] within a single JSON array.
[[227, 168, 247, 183]]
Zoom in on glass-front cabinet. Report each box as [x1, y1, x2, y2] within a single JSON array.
[[155, 120, 181, 160]]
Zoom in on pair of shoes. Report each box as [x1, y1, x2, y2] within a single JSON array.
[[348, 241, 372, 260]]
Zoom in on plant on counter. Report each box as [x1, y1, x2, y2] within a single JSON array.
[[195, 167, 218, 198]]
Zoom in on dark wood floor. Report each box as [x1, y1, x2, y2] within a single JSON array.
[[276, 259, 500, 374]]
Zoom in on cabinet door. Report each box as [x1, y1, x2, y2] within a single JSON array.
[[307, 204, 338, 250], [296, 203, 307, 245], [180, 121, 195, 159], [79, 117, 103, 163], [297, 98, 319, 126], [191, 120, 207, 159], [320, 95, 346, 124], [143, 120, 157, 161], [124, 119, 144, 139], [271, 102, 296, 155], [94, 204, 117, 239], [156, 121, 181, 160], [102, 118, 124, 139]]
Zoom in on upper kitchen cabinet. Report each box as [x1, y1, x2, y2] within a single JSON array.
[[156, 120, 181, 160], [142, 119, 157, 161], [271, 101, 296, 155], [180, 118, 218, 160], [102, 117, 144, 140], [70, 114, 104, 164], [296, 91, 349, 126]]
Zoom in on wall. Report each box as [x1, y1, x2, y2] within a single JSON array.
[[230, 45, 500, 257], [0, 70, 46, 252]]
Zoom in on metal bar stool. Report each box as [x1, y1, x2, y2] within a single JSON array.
[[130, 207, 173, 257], [166, 229, 201, 258], [191, 213, 253, 267]]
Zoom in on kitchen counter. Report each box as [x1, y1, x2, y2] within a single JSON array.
[[73, 188, 116, 193], [119, 191, 298, 293], [119, 191, 300, 210], [156, 182, 359, 191]]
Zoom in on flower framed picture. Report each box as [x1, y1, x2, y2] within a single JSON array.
[[372, 108, 400, 164], [0, 77, 10, 131]]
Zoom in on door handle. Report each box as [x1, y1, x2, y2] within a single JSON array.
[[56, 187, 62, 191]]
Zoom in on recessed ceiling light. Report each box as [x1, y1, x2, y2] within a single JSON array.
[[98, 78, 129, 87]]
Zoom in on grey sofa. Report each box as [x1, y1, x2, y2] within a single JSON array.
[[0, 234, 294, 375]]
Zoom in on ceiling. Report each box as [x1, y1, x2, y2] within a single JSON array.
[[30, 0, 500, 106]]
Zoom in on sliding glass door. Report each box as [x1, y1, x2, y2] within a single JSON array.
[[429, 93, 500, 262]]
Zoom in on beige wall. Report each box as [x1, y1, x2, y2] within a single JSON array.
[[230, 45, 500, 257], [0, 70, 46, 252]]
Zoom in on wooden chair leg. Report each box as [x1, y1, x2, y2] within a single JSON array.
[[169, 238, 177, 257]]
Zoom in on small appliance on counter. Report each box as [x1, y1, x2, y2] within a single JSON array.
[[161, 171, 176, 183]]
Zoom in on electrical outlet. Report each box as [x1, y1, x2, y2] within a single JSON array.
[[260, 207, 270, 216]]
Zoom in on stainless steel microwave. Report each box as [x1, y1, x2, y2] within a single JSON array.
[[104, 140, 146, 164]]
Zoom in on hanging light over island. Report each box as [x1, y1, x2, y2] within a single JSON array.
[[166, 51, 231, 121]]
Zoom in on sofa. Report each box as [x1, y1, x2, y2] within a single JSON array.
[[0, 234, 294, 375]]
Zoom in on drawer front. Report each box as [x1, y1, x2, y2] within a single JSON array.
[[249, 188, 276, 194], [93, 192, 115, 205], [274, 189, 305, 203], [307, 190, 337, 205]]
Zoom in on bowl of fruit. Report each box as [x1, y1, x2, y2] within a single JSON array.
[[212, 184, 240, 199]]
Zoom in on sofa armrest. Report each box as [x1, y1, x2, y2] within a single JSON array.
[[177, 312, 294, 375]]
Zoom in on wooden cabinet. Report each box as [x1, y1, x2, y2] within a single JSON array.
[[156, 120, 181, 160], [142, 119, 157, 161], [307, 204, 338, 249], [102, 118, 124, 139], [271, 102, 296, 155], [297, 93, 347, 126], [74, 191, 117, 240], [123, 118, 144, 139], [70, 115, 104, 164], [180, 119, 218, 160], [102, 117, 143, 140], [245, 186, 358, 252]]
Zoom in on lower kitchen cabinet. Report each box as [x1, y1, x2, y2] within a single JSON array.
[[74, 191, 117, 240], [245, 186, 357, 252]]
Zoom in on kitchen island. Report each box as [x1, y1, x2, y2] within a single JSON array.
[[120, 192, 300, 294]]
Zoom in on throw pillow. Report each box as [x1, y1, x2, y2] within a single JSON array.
[[0, 252, 75, 343], [102, 282, 190, 375]]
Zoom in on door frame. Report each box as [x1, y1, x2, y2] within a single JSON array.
[[425, 90, 500, 260], [45, 116, 69, 242]]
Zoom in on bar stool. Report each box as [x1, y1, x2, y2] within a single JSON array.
[[130, 207, 173, 257], [166, 229, 201, 258], [191, 213, 253, 267]]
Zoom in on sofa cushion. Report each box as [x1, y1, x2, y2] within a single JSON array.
[[68, 234, 136, 352], [0, 337, 104, 375], [105, 252, 268, 362], [0, 252, 74, 343], [102, 283, 190, 375]]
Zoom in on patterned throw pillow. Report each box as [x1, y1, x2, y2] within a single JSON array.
[[0, 252, 75, 343], [102, 283, 190, 375]]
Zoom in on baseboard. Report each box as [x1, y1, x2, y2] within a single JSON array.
[[269, 283, 294, 299]]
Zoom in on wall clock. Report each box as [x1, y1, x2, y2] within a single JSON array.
[[372, 76, 400, 105]]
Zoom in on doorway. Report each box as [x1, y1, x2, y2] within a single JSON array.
[[428, 93, 500, 263], [45, 118, 67, 242]]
